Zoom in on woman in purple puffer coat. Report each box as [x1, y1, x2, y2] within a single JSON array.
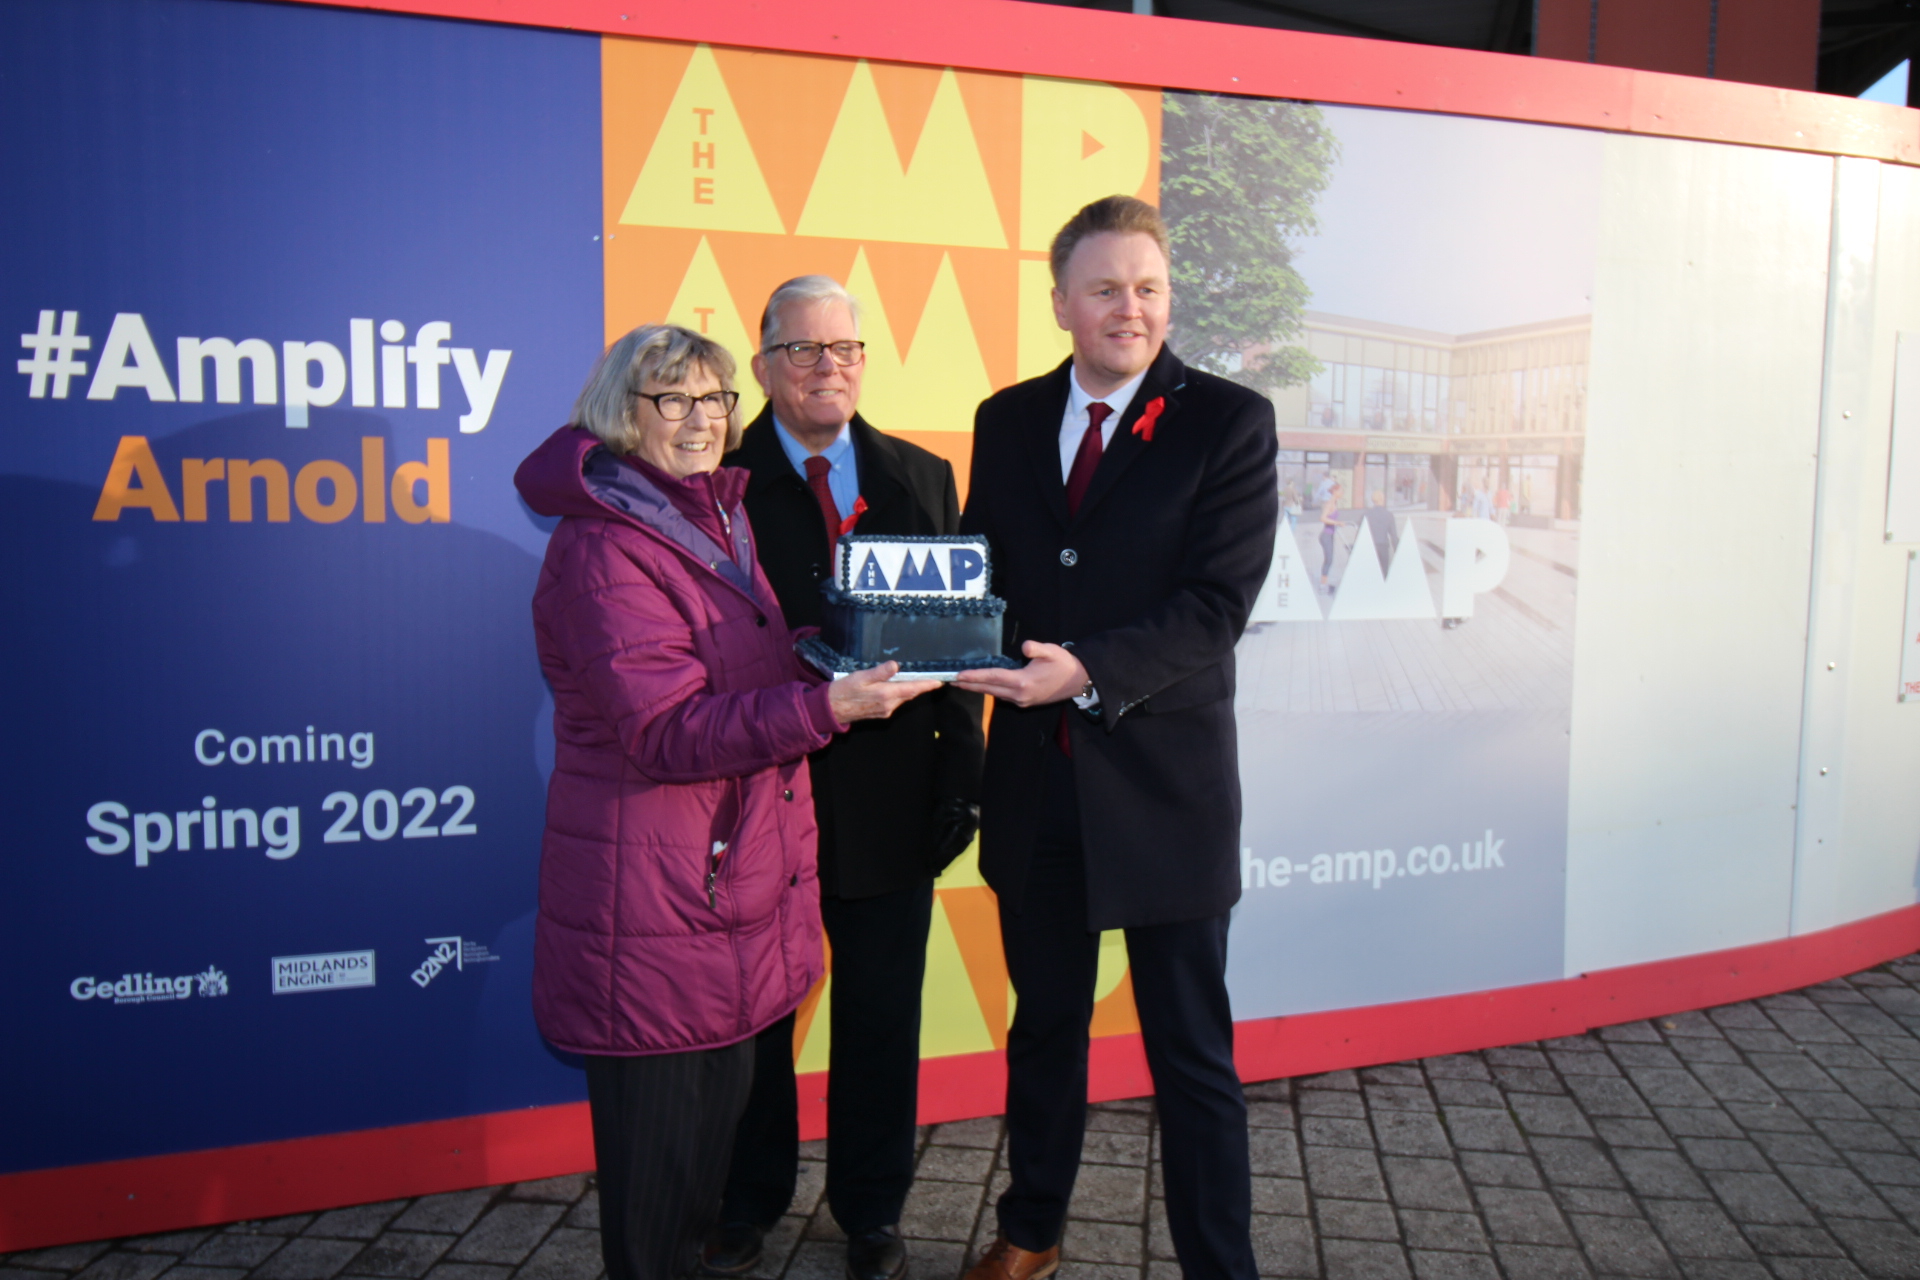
[[514, 325, 935, 1280]]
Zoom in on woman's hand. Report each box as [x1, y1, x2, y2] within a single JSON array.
[[827, 663, 943, 724]]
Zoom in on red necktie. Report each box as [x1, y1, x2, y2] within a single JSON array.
[[1056, 402, 1110, 758], [803, 454, 842, 550], [1065, 401, 1111, 516]]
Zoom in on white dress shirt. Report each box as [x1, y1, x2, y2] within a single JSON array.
[[1058, 364, 1148, 482]]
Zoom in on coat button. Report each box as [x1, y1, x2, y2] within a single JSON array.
[[783, 789, 794, 801], [1060, 548, 1078, 567], [757, 615, 768, 627]]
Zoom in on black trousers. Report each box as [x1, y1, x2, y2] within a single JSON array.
[[585, 1041, 756, 1280], [996, 749, 1256, 1280], [720, 878, 936, 1234]]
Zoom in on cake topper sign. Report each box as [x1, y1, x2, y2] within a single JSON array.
[[837, 536, 990, 599]]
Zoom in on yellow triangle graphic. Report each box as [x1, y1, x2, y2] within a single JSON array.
[[797, 63, 1007, 248], [795, 973, 834, 1073], [919, 896, 998, 1058], [1017, 258, 1073, 381], [665, 237, 766, 424], [843, 246, 908, 429], [1019, 76, 1152, 251], [619, 44, 785, 234], [900, 253, 993, 434]]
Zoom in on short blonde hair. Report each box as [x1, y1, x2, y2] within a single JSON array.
[[1049, 195, 1171, 285], [571, 324, 743, 455]]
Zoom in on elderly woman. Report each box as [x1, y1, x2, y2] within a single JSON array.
[[513, 324, 935, 1280]]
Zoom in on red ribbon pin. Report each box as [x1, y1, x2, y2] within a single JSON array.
[[838, 496, 868, 536], [1133, 396, 1165, 442]]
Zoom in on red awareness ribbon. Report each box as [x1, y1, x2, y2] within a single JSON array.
[[1133, 396, 1166, 442]]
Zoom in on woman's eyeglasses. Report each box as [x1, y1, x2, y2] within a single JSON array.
[[634, 390, 741, 420]]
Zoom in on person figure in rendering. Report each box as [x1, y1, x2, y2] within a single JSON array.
[[705, 278, 985, 1280], [1362, 488, 1398, 574], [953, 196, 1277, 1280], [1318, 478, 1342, 592], [514, 324, 936, 1280]]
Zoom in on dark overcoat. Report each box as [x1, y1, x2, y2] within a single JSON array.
[[960, 348, 1278, 930], [728, 406, 985, 900]]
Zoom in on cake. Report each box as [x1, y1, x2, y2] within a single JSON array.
[[796, 534, 1020, 680]]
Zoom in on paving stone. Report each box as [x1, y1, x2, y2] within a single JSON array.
[[1567, 1075, 1655, 1119], [1531, 1137, 1625, 1188], [1494, 1066, 1568, 1095], [743, 1216, 806, 1280], [1314, 1199, 1398, 1241], [897, 1179, 980, 1243], [307, 1205, 408, 1242], [1678, 1140, 1772, 1173], [1067, 1164, 1146, 1223], [1704, 1171, 1819, 1227], [1247, 1127, 1303, 1179], [1058, 1220, 1141, 1265], [1555, 1050, 1626, 1077], [1767, 1011, 1853, 1045], [1408, 1251, 1500, 1280], [1659, 1109, 1745, 1140], [1843, 1149, 1920, 1187], [1423, 1056, 1494, 1082], [1783, 1092, 1876, 1122], [1760, 1260, 1867, 1280], [72, 1259, 175, 1280], [1302, 1116, 1376, 1148], [1554, 1187, 1640, 1217], [1382, 1158, 1474, 1212], [252, 1239, 365, 1280], [1247, 1213, 1317, 1278], [1616, 1150, 1714, 1200], [1490, 1241, 1594, 1278], [391, 1194, 496, 1237], [505, 1227, 598, 1280], [0, 1267, 69, 1280], [560, 1200, 596, 1233], [1297, 1089, 1367, 1119], [927, 1118, 1001, 1149], [1736, 1225, 1845, 1257], [153, 1268, 246, 1280], [1444, 1107, 1528, 1154], [1514, 1096, 1599, 1139], [1086, 1108, 1154, 1136], [1302, 1070, 1362, 1091], [1398, 1210, 1490, 1254], [1630, 1070, 1721, 1109], [1459, 1151, 1545, 1189], [1567, 1214, 1680, 1278], [1747, 1133, 1844, 1167], [1305, 1146, 1389, 1201], [1724, 1103, 1815, 1135], [247, 1218, 321, 1238], [1615, 1046, 1688, 1071], [342, 1233, 456, 1278], [1365, 1065, 1428, 1087], [1243, 1078, 1292, 1102], [1321, 1239, 1411, 1280], [1474, 1187, 1575, 1246], [1372, 1111, 1454, 1158], [1771, 1164, 1894, 1220], [184, 1239, 286, 1270], [445, 1204, 565, 1265], [1251, 1174, 1313, 1220], [1822, 1217, 1920, 1278], [774, 1242, 840, 1280], [1671, 1039, 1748, 1066], [127, 1234, 216, 1256], [1487, 1048, 1551, 1070], [917, 1145, 994, 1183], [1432, 1079, 1507, 1108], [504, 1178, 590, 1206], [1710, 1006, 1777, 1032], [9, 1246, 112, 1271], [1596, 1119, 1680, 1149], [1829, 1069, 1920, 1111], [1079, 1131, 1150, 1167], [421, 1265, 511, 1280], [1643, 1200, 1757, 1260], [1367, 1085, 1439, 1113]]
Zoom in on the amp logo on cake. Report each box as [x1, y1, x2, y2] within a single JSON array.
[[840, 537, 988, 597]]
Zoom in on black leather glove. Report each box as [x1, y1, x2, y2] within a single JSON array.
[[930, 797, 981, 869]]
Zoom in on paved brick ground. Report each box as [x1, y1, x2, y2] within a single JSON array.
[[9, 954, 1920, 1280]]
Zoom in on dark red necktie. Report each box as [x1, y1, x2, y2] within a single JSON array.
[[1065, 401, 1111, 517], [803, 454, 842, 550], [1056, 402, 1111, 757]]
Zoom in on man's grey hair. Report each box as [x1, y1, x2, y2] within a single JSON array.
[[758, 275, 862, 352], [571, 323, 742, 455]]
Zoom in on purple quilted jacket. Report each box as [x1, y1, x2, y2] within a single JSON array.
[[515, 426, 837, 1056]]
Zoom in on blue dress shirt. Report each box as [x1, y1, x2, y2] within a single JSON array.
[[773, 418, 860, 517]]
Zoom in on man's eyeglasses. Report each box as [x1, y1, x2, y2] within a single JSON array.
[[634, 390, 740, 421], [764, 340, 866, 368]]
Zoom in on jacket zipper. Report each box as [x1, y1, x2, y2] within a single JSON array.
[[707, 840, 728, 910]]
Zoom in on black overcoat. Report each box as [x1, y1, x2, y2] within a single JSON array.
[[960, 348, 1278, 930], [728, 406, 985, 900]]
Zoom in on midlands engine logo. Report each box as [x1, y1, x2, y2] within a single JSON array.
[[272, 950, 376, 994], [17, 310, 512, 527], [71, 966, 230, 1005]]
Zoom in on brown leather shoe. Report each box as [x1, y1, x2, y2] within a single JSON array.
[[964, 1238, 1059, 1280]]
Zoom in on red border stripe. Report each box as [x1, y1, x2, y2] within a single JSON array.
[[275, 0, 1920, 163], [5, 903, 1913, 1253]]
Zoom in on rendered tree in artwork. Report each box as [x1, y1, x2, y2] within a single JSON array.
[[1161, 91, 1338, 398]]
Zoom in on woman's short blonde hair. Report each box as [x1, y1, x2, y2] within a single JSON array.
[[571, 324, 743, 455]]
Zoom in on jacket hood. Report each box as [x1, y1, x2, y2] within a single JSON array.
[[515, 425, 749, 519]]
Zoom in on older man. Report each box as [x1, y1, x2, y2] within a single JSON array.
[[704, 276, 984, 1280]]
